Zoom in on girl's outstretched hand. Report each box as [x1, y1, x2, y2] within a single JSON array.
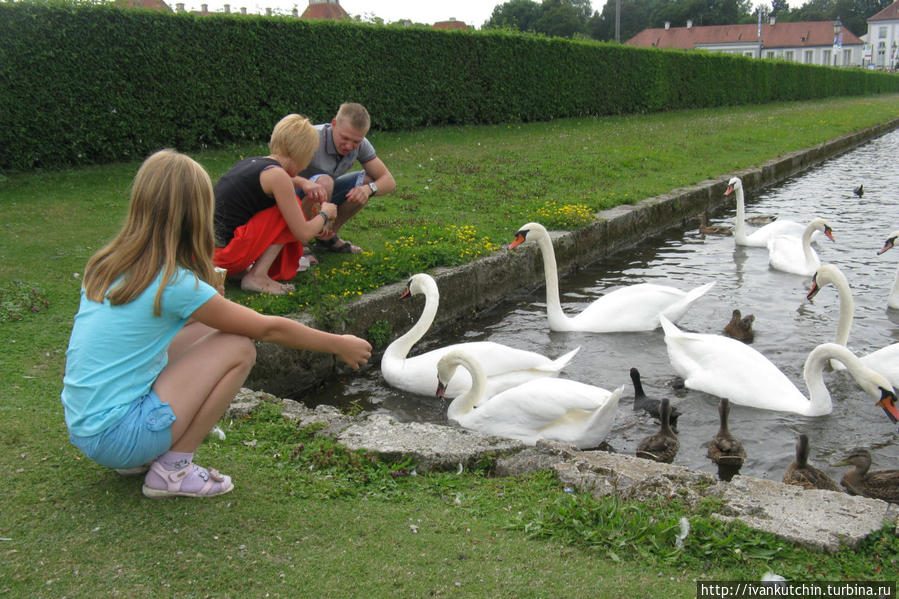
[[337, 335, 372, 370]]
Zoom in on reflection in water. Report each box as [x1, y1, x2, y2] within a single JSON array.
[[303, 130, 899, 483]]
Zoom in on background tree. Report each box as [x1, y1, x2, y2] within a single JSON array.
[[485, 0, 543, 32], [535, 0, 589, 37]]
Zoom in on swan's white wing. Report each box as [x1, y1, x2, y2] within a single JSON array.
[[660, 316, 807, 412], [385, 342, 578, 398], [462, 378, 617, 444], [572, 283, 710, 332], [744, 219, 806, 246], [767, 235, 819, 275], [859, 343, 899, 389]]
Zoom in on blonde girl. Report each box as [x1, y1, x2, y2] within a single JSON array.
[[62, 149, 371, 498]]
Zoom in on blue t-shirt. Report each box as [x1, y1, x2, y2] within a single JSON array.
[[61, 268, 217, 437]]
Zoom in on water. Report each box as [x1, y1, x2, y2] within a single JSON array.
[[306, 129, 899, 483]]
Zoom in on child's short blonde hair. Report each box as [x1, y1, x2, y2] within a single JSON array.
[[335, 103, 370, 133], [269, 114, 319, 170]]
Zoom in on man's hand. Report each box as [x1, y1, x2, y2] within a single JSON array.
[[345, 184, 373, 206]]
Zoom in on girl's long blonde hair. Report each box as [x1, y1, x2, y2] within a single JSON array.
[[83, 149, 216, 316]]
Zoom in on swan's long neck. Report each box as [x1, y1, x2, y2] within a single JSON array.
[[733, 186, 748, 242], [445, 355, 487, 421], [801, 223, 817, 266], [890, 269, 899, 310], [802, 345, 836, 415], [384, 279, 439, 361], [829, 273, 854, 347], [534, 231, 570, 326]]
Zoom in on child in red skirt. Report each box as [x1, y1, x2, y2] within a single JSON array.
[[213, 114, 335, 294]]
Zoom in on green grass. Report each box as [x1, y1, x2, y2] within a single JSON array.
[[3, 96, 899, 597]]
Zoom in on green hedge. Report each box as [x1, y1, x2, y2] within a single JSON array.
[[2, 2, 898, 171]]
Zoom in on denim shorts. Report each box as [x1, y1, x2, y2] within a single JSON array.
[[296, 171, 365, 206], [69, 391, 176, 469]]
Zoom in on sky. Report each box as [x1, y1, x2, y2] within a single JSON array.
[[180, 1, 806, 26]]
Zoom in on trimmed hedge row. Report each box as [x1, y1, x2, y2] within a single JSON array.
[[2, 3, 898, 171]]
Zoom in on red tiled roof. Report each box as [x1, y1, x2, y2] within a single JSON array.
[[115, 0, 172, 12], [869, 0, 899, 21], [627, 21, 862, 50], [433, 20, 468, 30], [301, 1, 348, 20]]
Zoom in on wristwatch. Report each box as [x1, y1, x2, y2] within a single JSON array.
[[368, 182, 378, 196]]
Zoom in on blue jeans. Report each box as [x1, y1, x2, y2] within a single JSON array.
[[69, 391, 175, 469], [296, 171, 365, 206]]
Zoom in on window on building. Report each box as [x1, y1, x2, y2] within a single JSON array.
[[785, 50, 794, 61], [879, 27, 887, 38], [823, 50, 831, 65], [804, 50, 813, 63], [843, 49, 852, 65], [766, 50, 775, 59], [744, 51, 754, 57]]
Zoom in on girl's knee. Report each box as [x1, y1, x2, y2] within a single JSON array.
[[218, 333, 256, 368]]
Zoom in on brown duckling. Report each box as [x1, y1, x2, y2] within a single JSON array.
[[706, 398, 745, 468], [636, 397, 679, 463], [694, 214, 733, 236], [782, 434, 840, 492], [834, 448, 899, 504], [630, 367, 681, 432], [745, 214, 776, 226], [722, 309, 755, 343]]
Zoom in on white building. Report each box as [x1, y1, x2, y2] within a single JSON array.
[[866, 0, 899, 69], [627, 17, 864, 67]]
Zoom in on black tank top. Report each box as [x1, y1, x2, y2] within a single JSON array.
[[213, 157, 282, 246]]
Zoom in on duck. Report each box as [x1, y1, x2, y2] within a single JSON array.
[[659, 315, 898, 418], [875, 230, 899, 309], [635, 397, 679, 463], [508, 222, 714, 332], [722, 309, 755, 343], [806, 264, 899, 396], [853, 184, 864, 198], [435, 349, 623, 449], [630, 367, 681, 432], [766, 217, 834, 276], [781, 433, 841, 492], [694, 213, 733, 236], [726, 176, 809, 247], [833, 448, 899, 503], [706, 398, 745, 468], [381, 273, 580, 399]]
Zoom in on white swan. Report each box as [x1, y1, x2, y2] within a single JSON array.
[[509, 222, 714, 332], [436, 349, 623, 449], [727, 176, 809, 247], [767, 217, 834, 276], [806, 264, 899, 388], [381, 273, 580, 399], [659, 315, 897, 418], [876, 230, 899, 309]]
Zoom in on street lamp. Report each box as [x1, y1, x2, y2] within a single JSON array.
[[833, 17, 842, 66]]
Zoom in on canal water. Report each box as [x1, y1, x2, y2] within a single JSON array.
[[306, 129, 899, 483]]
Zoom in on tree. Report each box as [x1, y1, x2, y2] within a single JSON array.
[[591, 0, 653, 41], [535, 0, 589, 37], [485, 0, 543, 32]]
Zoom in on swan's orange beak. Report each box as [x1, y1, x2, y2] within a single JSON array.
[[436, 381, 447, 399], [824, 228, 835, 242], [807, 278, 821, 301], [724, 185, 734, 196], [877, 238, 895, 255], [876, 390, 899, 424], [508, 232, 526, 250], [400, 287, 411, 300]]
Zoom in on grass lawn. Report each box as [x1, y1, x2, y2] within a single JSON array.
[[3, 95, 899, 597]]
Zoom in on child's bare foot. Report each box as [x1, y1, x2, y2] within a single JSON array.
[[240, 274, 294, 295]]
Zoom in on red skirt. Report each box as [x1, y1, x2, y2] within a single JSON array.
[[214, 205, 304, 281]]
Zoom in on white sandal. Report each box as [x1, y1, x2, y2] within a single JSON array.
[[141, 460, 233, 498]]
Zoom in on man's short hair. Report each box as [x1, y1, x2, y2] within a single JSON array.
[[335, 103, 371, 133]]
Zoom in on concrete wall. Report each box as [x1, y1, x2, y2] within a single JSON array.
[[247, 117, 899, 400]]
